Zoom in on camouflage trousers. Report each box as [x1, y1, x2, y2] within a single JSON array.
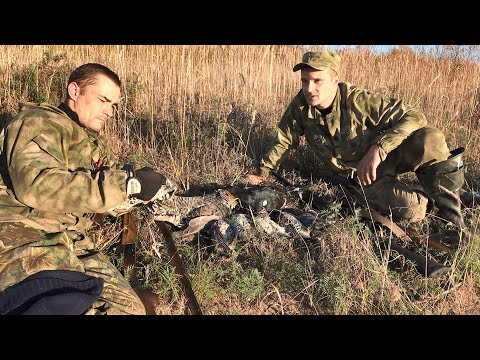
[[0, 222, 145, 315], [362, 126, 451, 222]]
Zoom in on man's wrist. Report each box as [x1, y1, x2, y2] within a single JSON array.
[[124, 164, 141, 196], [372, 144, 387, 162]]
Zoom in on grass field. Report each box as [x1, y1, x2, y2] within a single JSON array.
[[1, 45, 479, 314]]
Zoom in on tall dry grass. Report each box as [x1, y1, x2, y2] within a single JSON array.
[[1, 45, 478, 185], [0, 45, 479, 314]]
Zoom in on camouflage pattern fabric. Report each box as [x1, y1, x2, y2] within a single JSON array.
[[260, 82, 431, 178], [260, 83, 452, 222], [0, 222, 145, 315], [0, 102, 128, 232], [361, 126, 451, 222], [293, 50, 341, 73], [0, 102, 145, 315], [152, 189, 238, 227]]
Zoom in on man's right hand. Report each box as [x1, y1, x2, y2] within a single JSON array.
[[243, 173, 266, 185], [126, 166, 177, 202], [356, 144, 383, 187]]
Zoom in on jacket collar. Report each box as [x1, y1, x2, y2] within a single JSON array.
[[57, 102, 100, 140], [306, 85, 342, 137]]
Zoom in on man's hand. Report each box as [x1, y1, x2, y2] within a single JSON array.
[[126, 166, 177, 202], [243, 173, 266, 185], [356, 144, 383, 187]]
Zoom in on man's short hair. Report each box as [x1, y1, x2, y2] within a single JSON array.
[[67, 63, 121, 94]]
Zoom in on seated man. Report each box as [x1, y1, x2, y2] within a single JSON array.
[[0, 63, 174, 315]]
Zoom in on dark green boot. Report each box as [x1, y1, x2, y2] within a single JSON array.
[[416, 147, 465, 229]]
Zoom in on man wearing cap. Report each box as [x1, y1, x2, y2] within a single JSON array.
[[244, 50, 466, 232]]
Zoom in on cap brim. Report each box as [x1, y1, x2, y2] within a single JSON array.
[[293, 63, 330, 72]]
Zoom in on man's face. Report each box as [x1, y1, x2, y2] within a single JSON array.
[[71, 74, 121, 132], [300, 67, 338, 109]]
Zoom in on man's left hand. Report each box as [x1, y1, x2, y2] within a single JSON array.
[[356, 144, 383, 187], [243, 173, 266, 185]]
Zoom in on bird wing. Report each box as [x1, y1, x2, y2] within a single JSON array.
[[180, 215, 220, 237]]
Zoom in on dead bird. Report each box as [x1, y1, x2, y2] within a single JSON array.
[[460, 190, 480, 208], [226, 213, 253, 238], [251, 210, 288, 237], [227, 211, 289, 239], [223, 185, 288, 213], [275, 210, 311, 239], [271, 208, 337, 239], [296, 209, 337, 234], [210, 219, 237, 256], [151, 189, 238, 228], [225, 210, 288, 238]]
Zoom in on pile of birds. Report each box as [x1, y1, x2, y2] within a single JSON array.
[[149, 181, 480, 259], [150, 185, 337, 256]]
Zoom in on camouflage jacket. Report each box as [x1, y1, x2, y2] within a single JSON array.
[[260, 82, 427, 178], [0, 102, 128, 233]]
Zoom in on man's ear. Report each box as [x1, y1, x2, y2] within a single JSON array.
[[67, 82, 79, 100], [334, 73, 340, 84]]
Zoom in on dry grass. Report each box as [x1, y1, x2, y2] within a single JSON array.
[[1, 45, 479, 315]]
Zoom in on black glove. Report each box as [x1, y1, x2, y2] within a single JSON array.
[[125, 165, 169, 202], [124, 164, 177, 202], [135, 167, 169, 201]]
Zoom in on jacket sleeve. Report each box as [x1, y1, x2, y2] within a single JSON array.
[[260, 99, 304, 176], [5, 117, 128, 213], [354, 89, 427, 156]]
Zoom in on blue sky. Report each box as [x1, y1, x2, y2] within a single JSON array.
[[328, 45, 400, 53], [327, 45, 438, 54], [327, 45, 480, 62], [372, 45, 400, 53]]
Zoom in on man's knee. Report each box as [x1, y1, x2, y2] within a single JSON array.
[[364, 177, 429, 222], [410, 126, 450, 163], [82, 252, 147, 315], [377, 191, 428, 223], [395, 126, 450, 172]]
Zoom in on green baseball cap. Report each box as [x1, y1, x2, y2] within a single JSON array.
[[293, 50, 341, 74]]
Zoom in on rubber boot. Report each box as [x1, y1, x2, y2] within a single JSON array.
[[416, 147, 465, 230]]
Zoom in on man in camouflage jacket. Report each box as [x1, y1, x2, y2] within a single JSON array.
[[0, 63, 175, 315], [245, 50, 465, 230]]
